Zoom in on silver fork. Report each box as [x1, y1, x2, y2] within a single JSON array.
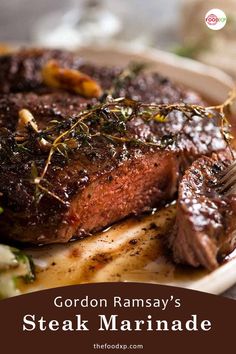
[[218, 160, 236, 196]]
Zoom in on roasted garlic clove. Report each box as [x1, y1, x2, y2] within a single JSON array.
[[18, 109, 39, 133], [42, 60, 102, 98], [17, 109, 51, 150]]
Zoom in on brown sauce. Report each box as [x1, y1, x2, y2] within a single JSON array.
[[20, 204, 208, 293]]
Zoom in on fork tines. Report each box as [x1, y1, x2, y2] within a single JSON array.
[[218, 160, 236, 196]]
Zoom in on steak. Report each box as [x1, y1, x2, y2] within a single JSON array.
[[0, 112, 226, 245], [0, 48, 227, 245], [169, 154, 236, 270]]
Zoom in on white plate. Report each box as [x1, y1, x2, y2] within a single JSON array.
[[20, 46, 236, 296]]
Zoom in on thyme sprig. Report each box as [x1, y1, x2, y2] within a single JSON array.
[[15, 89, 236, 205]]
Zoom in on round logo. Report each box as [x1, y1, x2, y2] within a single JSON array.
[[205, 8, 227, 30]]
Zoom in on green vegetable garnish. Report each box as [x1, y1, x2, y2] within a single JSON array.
[[0, 245, 35, 299]]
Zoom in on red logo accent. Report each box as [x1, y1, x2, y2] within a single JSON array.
[[206, 14, 219, 25]]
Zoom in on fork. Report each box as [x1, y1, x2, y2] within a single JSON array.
[[218, 160, 236, 196]]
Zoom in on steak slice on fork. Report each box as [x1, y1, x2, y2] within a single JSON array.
[[169, 154, 236, 270]]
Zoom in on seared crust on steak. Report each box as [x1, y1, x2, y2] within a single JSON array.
[[0, 92, 91, 131], [0, 48, 204, 132]]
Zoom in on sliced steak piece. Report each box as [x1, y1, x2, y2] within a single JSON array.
[[169, 154, 236, 270], [0, 141, 180, 244]]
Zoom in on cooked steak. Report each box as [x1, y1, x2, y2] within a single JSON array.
[[169, 154, 236, 270], [0, 48, 227, 245], [0, 108, 226, 245]]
